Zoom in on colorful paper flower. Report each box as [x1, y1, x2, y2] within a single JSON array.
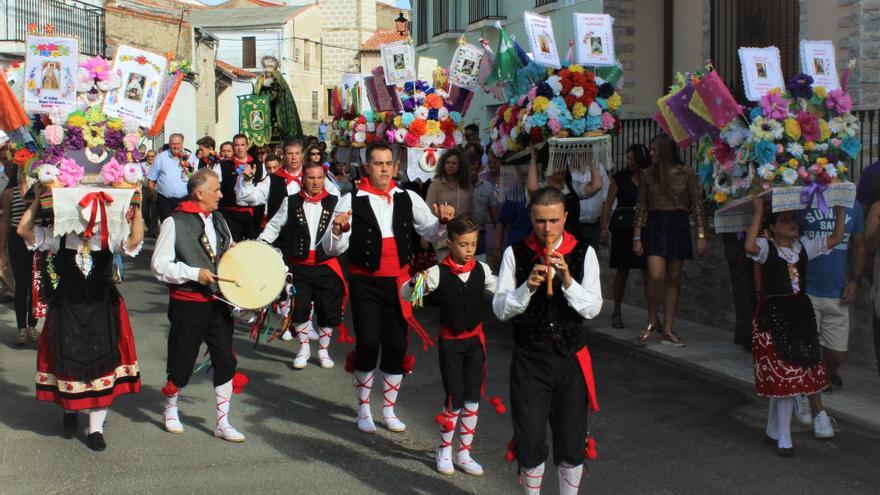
[[750, 117, 783, 141], [600, 112, 616, 131], [825, 89, 852, 114], [425, 120, 441, 136], [57, 158, 84, 187], [571, 102, 587, 119], [780, 167, 798, 185], [754, 140, 777, 165], [783, 118, 801, 141], [786, 73, 814, 99], [759, 90, 788, 120], [757, 163, 777, 181], [796, 111, 821, 142], [409, 118, 427, 136], [101, 158, 124, 185], [819, 119, 832, 141], [607, 93, 621, 112], [80, 56, 111, 81], [43, 125, 64, 146]]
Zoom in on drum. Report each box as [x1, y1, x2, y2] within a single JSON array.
[[216, 240, 288, 310]]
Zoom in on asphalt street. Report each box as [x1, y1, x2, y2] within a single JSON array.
[[1, 242, 879, 494]]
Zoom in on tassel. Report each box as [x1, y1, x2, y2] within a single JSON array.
[[344, 350, 357, 373], [336, 323, 355, 344], [504, 438, 516, 462], [232, 371, 249, 394], [490, 396, 506, 415], [585, 436, 598, 460], [161, 380, 178, 397], [402, 354, 416, 374]]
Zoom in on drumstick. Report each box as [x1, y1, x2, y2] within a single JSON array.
[[546, 246, 554, 297], [216, 276, 242, 287]]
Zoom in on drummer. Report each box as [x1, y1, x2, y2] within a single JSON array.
[[258, 161, 349, 369], [323, 142, 454, 434], [150, 168, 246, 443]]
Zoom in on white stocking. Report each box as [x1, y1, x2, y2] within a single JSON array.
[[382, 374, 403, 420], [766, 397, 779, 440], [353, 370, 374, 420], [558, 463, 583, 495], [776, 396, 794, 449], [519, 463, 545, 495], [296, 322, 311, 356], [458, 402, 479, 456], [318, 327, 332, 357], [88, 408, 108, 434], [215, 380, 233, 430]]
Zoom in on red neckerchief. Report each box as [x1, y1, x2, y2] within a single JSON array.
[[176, 200, 212, 218], [523, 230, 578, 260], [298, 188, 330, 203], [232, 154, 253, 166], [274, 167, 301, 186], [441, 254, 477, 275], [358, 177, 397, 203]]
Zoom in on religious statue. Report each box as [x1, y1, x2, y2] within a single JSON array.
[[253, 56, 303, 142]]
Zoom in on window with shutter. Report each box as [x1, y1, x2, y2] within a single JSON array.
[[242, 36, 256, 69]]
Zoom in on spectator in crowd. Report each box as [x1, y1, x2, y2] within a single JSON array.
[[427, 148, 474, 218], [468, 151, 498, 260], [141, 149, 159, 236], [218, 141, 234, 161], [864, 192, 880, 376], [318, 119, 328, 142], [633, 133, 707, 348], [305, 144, 325, 167], [0, 163, 39, 344], [333, 161, 354, 195], [146, 133, 192, 221], [600, 144, 649, 329], [196, 136, 221, 177], [463, 124, 480, 147]]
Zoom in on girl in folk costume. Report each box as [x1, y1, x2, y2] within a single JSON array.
[[16, 184, 145, 451], [744, 194, 845, 457], [400, 216, 501, 476]]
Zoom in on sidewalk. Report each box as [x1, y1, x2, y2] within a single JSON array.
[[586, 303, 880, 433]]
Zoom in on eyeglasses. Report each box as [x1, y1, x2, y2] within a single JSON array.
[[310, 151, 321, 155]]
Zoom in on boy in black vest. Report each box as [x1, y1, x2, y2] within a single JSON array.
[[217, 134, 260, 241], [493, 187, 602, 495], [323, 143, 455, 434], [400, 216, 497, 476], [151, 169, 245, 443], [258, 161, 348, 369]]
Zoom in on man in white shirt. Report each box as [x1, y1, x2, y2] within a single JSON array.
[[258, 161, 349, 369], [150, 169, 245, 443], [492, 187, 602, 495], [572, 165, 609, 247], [323, 143, 454, 434], [146, 133, 192, 222]]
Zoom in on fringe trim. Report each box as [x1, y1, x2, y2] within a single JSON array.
[[546, 135, 614, 176]]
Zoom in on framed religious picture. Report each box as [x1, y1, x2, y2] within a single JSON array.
[[524, 11, 561, 69], [449, 43, 484, 89], [573, 13, 615, 66], [22, 35, 78, 114], [417, 56, 438, 82], [738, 46, 785, 101], [800, 40, 839, 90], [381, 41, 415, 86], [103, 45, 168, 126]]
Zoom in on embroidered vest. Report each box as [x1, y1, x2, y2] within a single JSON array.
[[348, 191, 414, 270], [281, 194, 338, 262]]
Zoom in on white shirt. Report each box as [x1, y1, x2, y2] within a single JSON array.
[[400, 261, 497, 300], [492, 237, 603, 321], [151, 214, 228, 285], [747, 237, 830, 265], [322, 187, 445, 256], [238, 169, 340, 206], [259, 190, 350, 248], [572, 166, 609, 224], [28, 226, 142, 257]]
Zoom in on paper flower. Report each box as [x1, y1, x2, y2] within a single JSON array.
[[796, 111, 821, 142], [600, 112, 616, 131], [43, 125, 64, 146], [80, 56, 111, 81], [786, 73, 814, 99], [750, 117, 783, 141], [841, 136, 862, 159], [425, 120, 441, 136], [760, 90, 788, 120], [101, 158, 124, 185], [754, 140, 777, 165], [57, 158, 84, 187], [783, 118, 801, 141], [425, 93, 444, 110], [785, 142, 804, 158], [122, 163, 144, 184], [780, 167, 798, 185], [76, 67, 95, 92], [123, 132, 140, 151], [607, 93, 621, 112], [757, 163, 777, 181], [409, 118, 427, 136], [819, 119, 832, 141], [570, 118, 587, 136], [414, 106, 429, 120], [571, 102, 587, 119], [532, 96, 550, 113], [825, 89, 852, 114], [96, 70, 121, 91], [36, 164, 60, 184]]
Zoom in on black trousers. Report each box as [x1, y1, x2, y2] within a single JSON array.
[[290, 263, 343, 327], [438, 336, 484, 409], [166, 299, 236, 387], [156, 195, 183, 223], [8, 229, 36, 329], [874, 315, 880, 375], [510, 346, 588, 468], [223, 210, 256, 242], [349, 275, 407, 374], [722, 233, 756, 348]]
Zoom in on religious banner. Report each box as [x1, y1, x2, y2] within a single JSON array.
[[103, 45, 168, 126], [381, 41, 416, 86], [524, 11, 561, 69], [238, 94, 271, 146], [22, 35, 78, 114], [573, 13, 615, 66], [738, 46, 785, 101], [449, 43, 484, 89], [800, 40, 839, 90]]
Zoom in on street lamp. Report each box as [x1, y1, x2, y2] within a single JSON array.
[[395, 12, 408, 36]]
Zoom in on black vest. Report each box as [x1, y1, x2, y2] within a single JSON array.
[[266, 174, 291, 221], [433, 263, 486, 333], [348, 190, 414, 270], [218, 160, 240, 208], [168, 210, 232, 295], [758, 241, 808, 297], [510, 240, 590, 356], [281, 194, 338, 262]]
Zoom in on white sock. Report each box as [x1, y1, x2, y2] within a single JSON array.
[[215, 380, 233, 430], [165, 392, 179, 417], [382, 374, 403, 419], [318, 327, 332, 356], [88, 408, 108, 434], [766, 397, 779, 439], [519, 463, 545, 495], [296, 322, 311, 356], [353, 370, 374, 419], [558, 463, 583, 495], [439, 408, 460, 453], [776, 396, 794, 449], [458, 402, 479, 456]]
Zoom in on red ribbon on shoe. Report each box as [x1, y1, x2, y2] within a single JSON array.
[[78, 191, 114, 250]]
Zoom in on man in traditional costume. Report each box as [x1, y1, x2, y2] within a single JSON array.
[[151, 169, 246, 443], [323, 143, 454, 433], [216, 133, 261, 241], [493, 187, 602, 494]]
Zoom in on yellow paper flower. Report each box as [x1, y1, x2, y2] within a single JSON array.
[[819, 119, 831, 141], [393, 116, 402, 128], [837, 163, 848, 174], [569, 64, 585, 74], [714, 191, 729, 203], [804, 141, 815, 151], [814, 86, 827, 98], [783, 118, 801, 141], [607, 93, 621, 112], [532, 96, 550, 113], [788, 158, 799, 167], [572, 102, 587, 119], [67, 115, 87, 128], [106, 119, 123, 131], [816, 157, 829, 166], [425, 120, 441, 135], [503, 107, 513, 122]]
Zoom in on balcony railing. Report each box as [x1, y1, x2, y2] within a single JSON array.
[[416, 0, 427, 45], [469, 0, 504, 25], [535, 0, 557, 7], [433, 0, 462, 37], [3, 0, 105, 56]]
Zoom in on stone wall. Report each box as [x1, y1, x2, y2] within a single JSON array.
[[596, 227, 876, 367]]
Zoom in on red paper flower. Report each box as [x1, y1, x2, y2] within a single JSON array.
[[440, 119, 455, 134], [425, 93, 444, 110], [409, 118, 427, 136], [13, 148, 34, 166]]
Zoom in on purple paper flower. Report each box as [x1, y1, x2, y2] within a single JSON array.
[[403, 98, 416, 112], [62, 126, 85, 150], [104, 128, 124, 150], [597, 82, 615, 99], [825, 89, 852, 114], [536, 82, 554, 99], [759, 91, 789, 120], [786, 73, 814, 99]]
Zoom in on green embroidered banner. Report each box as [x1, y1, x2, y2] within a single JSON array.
[[238, 94, 271, 146]]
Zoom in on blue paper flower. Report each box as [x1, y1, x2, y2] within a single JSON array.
[[841, 136, 862, 159], [450, 111, 463, 125], [363, 109, 374, 122], [401, 112, 415, 128], [586, 114, 602, 131], [754, 140, 777, 165], [595, 98, 609, 110], [569, 118, 586, 136], [749, 106, 764, 121], [530, 113, 548, 128], [428, 109, 439, 120], [536, 82, 554, 99]]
